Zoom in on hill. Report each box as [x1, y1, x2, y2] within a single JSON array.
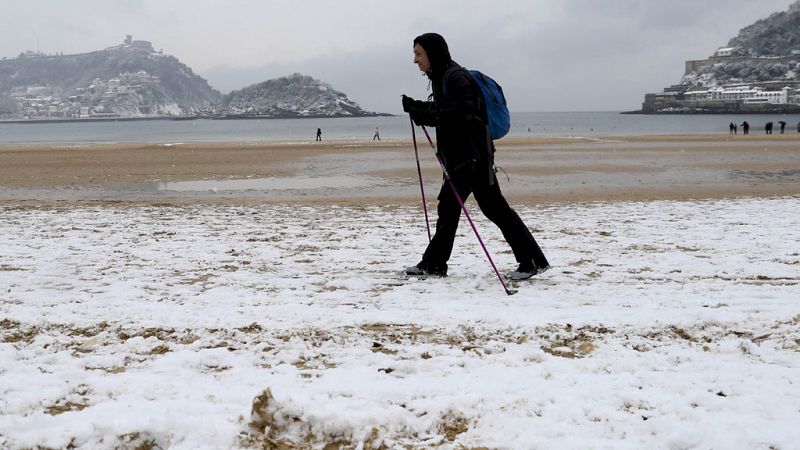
[[215, 73, 382, 118], [637, 1, 800, 114], [681, 1, 800, 87], [728, 1, 800, 57], [0, 37, 221, 119]]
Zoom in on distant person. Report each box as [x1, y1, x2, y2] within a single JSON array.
[[373, 126, 381, 141], [779, 121, 787, 134], [797, 121, 800, 133], [742, 121, 750, 135], [729, 122, 735, 134], [315, 128, 322, 141], [733, 123, 738, 135], [765, 122, 773, 135]]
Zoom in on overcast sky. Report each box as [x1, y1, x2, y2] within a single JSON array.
[[1, 0, 794, 113]]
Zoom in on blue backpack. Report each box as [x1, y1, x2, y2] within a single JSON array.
[[467, 70, 511, 140], [468, 70, 511, 141], [442, 67, 511, 140]]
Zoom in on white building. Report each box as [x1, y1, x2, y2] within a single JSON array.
[[714, 47, 736, 57], [107, 78, 121, 93], [684, 86, 791, 104]]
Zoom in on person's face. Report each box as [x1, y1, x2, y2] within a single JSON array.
[[413, 44, 431, 72]]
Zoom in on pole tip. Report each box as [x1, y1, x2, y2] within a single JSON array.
[[506, 289, 518, 296]]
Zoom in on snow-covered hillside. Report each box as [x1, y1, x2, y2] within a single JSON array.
[[219, 73, 380, 118]]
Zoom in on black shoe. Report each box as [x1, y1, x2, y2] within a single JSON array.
[[506, 262, 550, 281], [404, 261, 448, 277]]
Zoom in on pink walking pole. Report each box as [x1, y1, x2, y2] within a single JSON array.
[[420, 126, 517, 296], [410, 116, 432, 242]]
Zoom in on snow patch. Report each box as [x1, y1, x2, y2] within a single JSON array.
[[1, 198, 798, 448]]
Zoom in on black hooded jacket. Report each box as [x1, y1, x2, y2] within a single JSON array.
[[410, 33, 493, 177]]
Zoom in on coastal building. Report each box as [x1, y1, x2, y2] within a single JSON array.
[[683, 86, 791, 104], [663, 84, 690, 94], [640, 83, 800, 113], [713, 47, 737, 57], [107, 79, 121, 93]]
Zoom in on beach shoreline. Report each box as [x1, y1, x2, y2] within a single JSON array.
[[1, 134, 799, 206]]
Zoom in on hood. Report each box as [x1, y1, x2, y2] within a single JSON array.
[[413, 33, 452, 75]]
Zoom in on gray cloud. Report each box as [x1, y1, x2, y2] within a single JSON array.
[[1, 0, 794, 113]]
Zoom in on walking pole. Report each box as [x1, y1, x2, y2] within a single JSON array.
[[420, 126, 517, 296], [410, 116, 432, 242]]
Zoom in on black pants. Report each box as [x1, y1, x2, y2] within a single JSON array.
[[422, 163, 548, 268]]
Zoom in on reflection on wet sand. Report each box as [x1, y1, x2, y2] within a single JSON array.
[[156, 176, 378, 192], [1, 135, 799, 205]]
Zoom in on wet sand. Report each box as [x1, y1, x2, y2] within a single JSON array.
[[1, 134, 799, 205]]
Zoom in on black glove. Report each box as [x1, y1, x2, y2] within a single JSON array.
[[403, 95, 425, 113], [410, 109, 431, 126], [401, 94, 417, 113]]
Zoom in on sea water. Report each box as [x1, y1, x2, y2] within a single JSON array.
[[1, 112, 799, 146]]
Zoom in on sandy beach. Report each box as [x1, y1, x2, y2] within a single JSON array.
[[1, 134, 799, 205]]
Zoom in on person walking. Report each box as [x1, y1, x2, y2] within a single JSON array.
[[765, 122, 773, 135], [401, 32, 549, 280], [797, 121, 800, 133], [315, 128, 322, 141], [373, 126, 381, 141], [779, 121, 787, 134], [729, 122, 735, 134], [742, 121, 750, 135]]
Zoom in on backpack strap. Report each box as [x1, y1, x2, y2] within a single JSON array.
[[440, 65, 462, 100], [441, 66, 486, 124], [441, 66, 495, 185]]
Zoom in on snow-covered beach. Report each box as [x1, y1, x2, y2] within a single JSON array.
[[1, 136, 800, 448]]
